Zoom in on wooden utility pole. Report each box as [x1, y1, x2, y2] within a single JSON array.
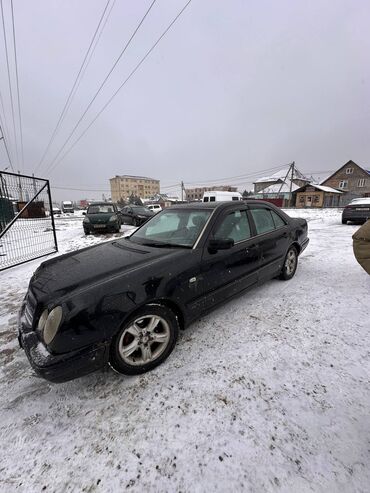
[[288, 161, 295, 207]]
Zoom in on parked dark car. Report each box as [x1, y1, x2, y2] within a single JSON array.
[[83, 202, 121, 234], [342, 198, 370, 224], [18, 201, 309, 382], [120, 205, 154, 226]]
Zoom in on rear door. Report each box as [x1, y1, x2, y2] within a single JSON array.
[[191, 207, 261, 313], [248, 205, 290, 282]]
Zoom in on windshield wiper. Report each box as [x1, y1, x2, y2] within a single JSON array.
[[141, 241, 190, 248]]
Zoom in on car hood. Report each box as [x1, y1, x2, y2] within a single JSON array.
[[30, 239, 180, 299], [86, 213, 116, 224]]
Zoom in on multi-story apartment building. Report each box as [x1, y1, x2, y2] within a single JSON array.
[[110, 175, 160, 202], [185, 185, 238, 201]]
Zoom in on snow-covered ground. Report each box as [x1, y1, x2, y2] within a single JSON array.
[[0, 209, 369, 492]]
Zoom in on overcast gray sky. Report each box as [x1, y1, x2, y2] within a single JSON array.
[[0, 0, 369, 201]]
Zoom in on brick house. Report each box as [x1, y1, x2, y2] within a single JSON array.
[[321, 160, 370, 205]]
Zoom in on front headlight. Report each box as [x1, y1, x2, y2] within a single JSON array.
[[43, 306, 63, 344], [83, 217, 90, 223], [37, 309, 49, 331], [108, 215, 117, 222]]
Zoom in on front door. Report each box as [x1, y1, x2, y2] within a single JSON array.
[[190, 208, 260, 313]]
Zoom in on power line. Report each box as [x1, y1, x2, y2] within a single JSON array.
[[51, 184, 111, 192], [10, 0, 24, 169], [183, 163, 293, 187], [34, 0, 113, 173], [0, 122, 14, 170], [0, 86, 12, 162], [60, 0, 117, 126], [51, 182, 181, 193], [45, 0, 192, 175], [0, 0, 19, 168], [43, 0, 158, 175]]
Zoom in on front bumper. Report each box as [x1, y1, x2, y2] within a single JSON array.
[[18, 305, 110, 383], [300, 237, 309, 253], [84, 223, 119, 233]]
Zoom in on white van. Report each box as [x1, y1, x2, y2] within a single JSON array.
[[62, 200, 74, 213], [147, 204, 162, 213], [202, 191, 242, 202]]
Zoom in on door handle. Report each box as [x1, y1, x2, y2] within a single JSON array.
[[245, 245, 258, 255]]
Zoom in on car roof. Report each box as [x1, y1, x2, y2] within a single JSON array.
[[168, 200, 274, 211], [88, 202, 115, 206], [349, 198, 370, 204]]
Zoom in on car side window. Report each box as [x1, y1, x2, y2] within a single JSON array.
[[271, 210, 286, 228], [214, 210, 251, 243], [250, 208, 276, 235]]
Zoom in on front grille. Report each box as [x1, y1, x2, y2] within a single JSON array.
[[24, 302, 34, 326], [24, 289, 37, 327]]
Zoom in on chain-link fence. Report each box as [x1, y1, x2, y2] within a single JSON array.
[[0, 171, 58, 271]]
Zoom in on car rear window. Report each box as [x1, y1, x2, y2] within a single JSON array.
[[88, 205, 115, 214], [271, 210, 286, 228]]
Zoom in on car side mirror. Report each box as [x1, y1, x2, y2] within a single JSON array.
[[208, 238, 234, 253]]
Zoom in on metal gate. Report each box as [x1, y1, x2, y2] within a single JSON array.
[[0, 171, 58, 271]]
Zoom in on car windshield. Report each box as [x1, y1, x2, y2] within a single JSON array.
[[129, 209, 212, 247], [87, 205, 115, 214]]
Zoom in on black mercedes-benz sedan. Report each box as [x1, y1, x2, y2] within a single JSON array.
[[18, 201, 309, 383]]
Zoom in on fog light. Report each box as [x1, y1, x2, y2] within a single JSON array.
[[43, 306, 63, 344], [38, 309, 49, 331]]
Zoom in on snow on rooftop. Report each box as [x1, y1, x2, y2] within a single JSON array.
[[257, 181, 300, 194], [312, 184, 342, 194], [254, 166, 309, 183]]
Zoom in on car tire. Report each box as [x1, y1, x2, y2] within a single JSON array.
[[133, 218, 139, 227], [84, 229, 90, 235], [280, 246, 298, 281], [109, 305, 179, 376], [342, 219, 347, 224]]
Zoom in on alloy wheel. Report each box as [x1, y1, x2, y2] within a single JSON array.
[[118, 315, 171, 366], [285, 249, 297, 276]]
